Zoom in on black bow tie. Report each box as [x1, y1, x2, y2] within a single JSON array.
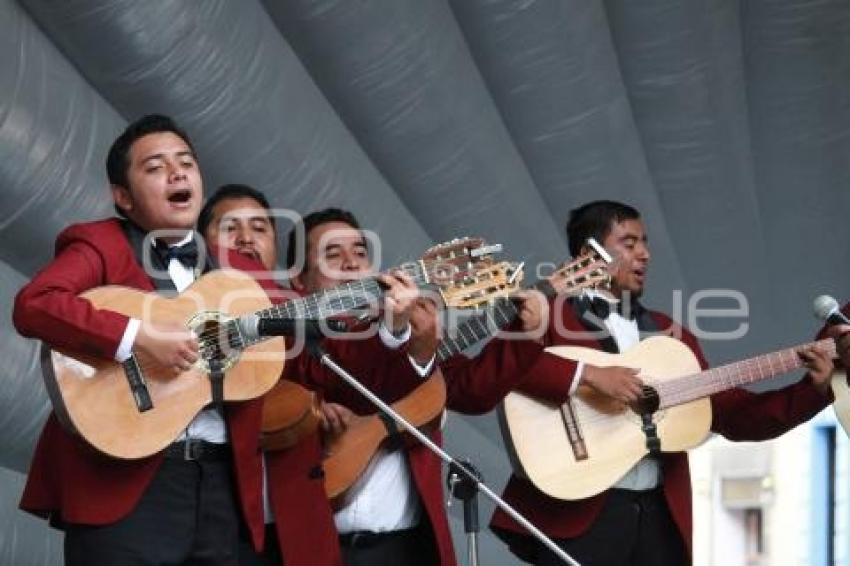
[[584, 295, 639, 321], [155, 238, 198, 269]]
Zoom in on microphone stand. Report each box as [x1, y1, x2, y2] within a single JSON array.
[[447, 459, 482, 566], [305, 339, 580, 566]]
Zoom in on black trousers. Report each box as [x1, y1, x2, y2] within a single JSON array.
[[238, 525, 281, 566], [536, 488, 687, 566], [64, 458, 244, 566], [340, 520, 438, 566]]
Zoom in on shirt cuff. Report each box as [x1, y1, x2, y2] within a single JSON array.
[[115, 318, 141, 362], [378, 322, 411, 349], [568, 361, 585, 396], [408, 354, 435, 378]]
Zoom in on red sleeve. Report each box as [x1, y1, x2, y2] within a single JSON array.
[[441, 325, 546, 415], [512, 352, 579, 405], [511, 299, 583, 404], [712, 311, 835, 440], [711, 377, 833, 441], [284, 328, 424, 415], [13, 227, 129, 360]]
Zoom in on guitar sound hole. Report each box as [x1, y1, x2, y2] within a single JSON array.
[[187, 311, 241, 373], [199, 320, 230, 362]]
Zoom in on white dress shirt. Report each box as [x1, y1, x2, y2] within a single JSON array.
[[333, 348, 434, 534], [262, 322, 426, 525]]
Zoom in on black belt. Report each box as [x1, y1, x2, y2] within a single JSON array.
[[163, 440, 231, 461], [338, 526, 420, 549]]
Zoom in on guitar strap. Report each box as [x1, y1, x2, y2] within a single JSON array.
[[635, 307, 662, 457], [378, 412, 404, 452], [572, 296, 619, 354]]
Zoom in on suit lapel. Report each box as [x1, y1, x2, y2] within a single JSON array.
[[120, 220, 216, 293], [572, 297, 619, 354]]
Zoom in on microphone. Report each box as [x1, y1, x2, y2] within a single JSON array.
[[238, 315, 348, 342], [813, 295, 850, 326]]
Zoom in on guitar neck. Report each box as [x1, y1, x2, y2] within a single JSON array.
[[257, 262, 429, 321], [436, 279, 557, 361], [656, 338, 836, 409]]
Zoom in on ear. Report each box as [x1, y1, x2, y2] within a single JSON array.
[[111, 184, 133, 215]]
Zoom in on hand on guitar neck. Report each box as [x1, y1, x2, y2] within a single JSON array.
[[798, 343, 836, 395], [407, 289, 551, 367], [134, 320, 199, 373], [829, 325, 850, 368], [376, 271, 419, 335], [512, 290, 549, 343]]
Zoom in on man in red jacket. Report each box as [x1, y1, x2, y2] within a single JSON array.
[[280, 208, 549, 566], [13, 117, 420, 566], [489, 200, 835, 565], [200, 188, 436, 566]]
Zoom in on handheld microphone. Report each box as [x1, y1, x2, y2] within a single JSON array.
[[813, 295, 850, 326], [238, 315, 348, 342]]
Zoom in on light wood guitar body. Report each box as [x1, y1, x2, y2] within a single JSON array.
[[501, 333, 836, 500], [500, 336, 711, 501], [43, 269, 284, 459]]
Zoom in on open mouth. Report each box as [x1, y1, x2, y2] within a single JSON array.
[[237, 247, 260, 261], [168, 189, 193, 205]]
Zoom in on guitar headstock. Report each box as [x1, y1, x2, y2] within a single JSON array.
[[548, 238, 615, 296], [439, 261, 524, 309], [417, 237, 504, 286]]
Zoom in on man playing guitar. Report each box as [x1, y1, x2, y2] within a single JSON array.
[[13, 117, 422, 565], [489, 200, 834, 565]]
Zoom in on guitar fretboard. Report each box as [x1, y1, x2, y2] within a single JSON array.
[[240, 262, 427, 346], [436, 280, 557, 361], [656, 338, 836, 409]]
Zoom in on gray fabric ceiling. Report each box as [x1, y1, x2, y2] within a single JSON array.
[[1, 0, 848, 563]]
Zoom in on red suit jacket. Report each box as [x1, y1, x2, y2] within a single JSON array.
[[490, 298, 833, 563], [12, 219, 270, 550], [13, 219, 425, 564]]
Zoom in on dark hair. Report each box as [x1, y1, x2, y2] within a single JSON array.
[[285, 207, 361, 271], [566, 200, 641, 257], [106, 114, 195, 218], [198, 184, 274, 238]]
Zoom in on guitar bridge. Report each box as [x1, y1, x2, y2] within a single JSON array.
[[559, 398, 588, 461], [122, 355, 153, 412]]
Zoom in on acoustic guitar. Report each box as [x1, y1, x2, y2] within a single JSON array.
[[306, 242, 614, 500], [500, 335, 837, 501], [43, 238, 498, 459], [260, 257, 526, 452]]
